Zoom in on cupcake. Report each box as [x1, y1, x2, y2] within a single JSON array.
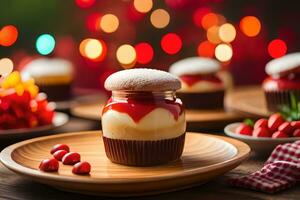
[[263, 53, 300, 112], [21, 58, 74, 101], [101, 68, 186, 166], [169, 57, 225, 109]]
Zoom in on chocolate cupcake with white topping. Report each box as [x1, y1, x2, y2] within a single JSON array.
[[21, 58, 74, 101], [263, 53, 300, 112], [169, 57, 225, 109], [102, 68, 186, 166]]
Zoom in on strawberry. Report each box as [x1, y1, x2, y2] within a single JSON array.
[[50, 144, 70, 154], [268, 113, 285, 132], [272, 131, 289, 138], [291, 121, 300, 129], [53, 150, 68, 161], [292, 129, 300, 137], [72, 161, 91, 175], [254, 118, 268, 129], [39, 158, 59, 172], [62, 152, 81, 165], [253, 127, 271, 137], [278, 122, 294, 136], [235, 123, 253, 135]]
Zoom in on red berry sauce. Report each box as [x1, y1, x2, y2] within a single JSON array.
[[263, 73, 300, 90], [179, 74, 223, 87], [102, 93, 184, 123]]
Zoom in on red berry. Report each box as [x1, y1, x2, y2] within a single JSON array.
[[39, 158, 59, 172], [254, 118, 268, 129], [293, 129, 300, 137], [235, 123, 253, 135], [50, 144, 70, 154], [268, 113, 284, 132], [253, 127, 271, 137], [272, 131, 289, 138], [291, 121, 300, 129], [62, 152, 81, 165], [72, 161, 91, 175], [53, 150, 68, 161], [278, 122, 294, 135]]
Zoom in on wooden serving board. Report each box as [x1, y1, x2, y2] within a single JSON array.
[[71, 103, 245, 130], [225, 86, 271, 118], [0, 131, 250, 196]]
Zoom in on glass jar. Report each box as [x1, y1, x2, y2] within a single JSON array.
[[101, 90, 186, 166]]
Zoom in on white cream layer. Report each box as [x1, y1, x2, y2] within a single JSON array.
[[101, 108, 186, 140], [180, 80, 224, 93]]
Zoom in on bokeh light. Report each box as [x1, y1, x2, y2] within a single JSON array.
[[0, 25, 18, 47], [116, 44, 137, 68], [161, 33, 182, 55], [197, 41, 215, 58], [207, 26, 221, 44], [100, 14, 119, 33], [219, 23, 236, 42], [36, 34, 55, 55], [133, 0, 153, 13], [79, 38, 107, 61], [86, 13, 101, 32], [150, 9, 170, 29], [0, 58, 14, 75], [215, 44, 233, 62], [201, 13, 219, 30], [193, 7, 211, 27], [135, 42, 154, 64], [240, 16, 261, 37], [75, 0, 96, 8], [268, 39, 287, 58]]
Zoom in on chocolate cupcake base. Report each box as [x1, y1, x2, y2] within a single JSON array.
[[177, 90, 224, 110], [39, 84, 72, 101], [264, 90, 300, 112], [103, 133, 185, 166]]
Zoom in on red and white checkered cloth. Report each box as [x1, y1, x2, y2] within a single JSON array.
[[229, 140, 300, 193]]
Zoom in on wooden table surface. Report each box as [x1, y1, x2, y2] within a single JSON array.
[[0, 117, 299, 200]]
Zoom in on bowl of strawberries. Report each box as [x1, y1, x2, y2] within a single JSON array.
[[224, 112, 300, 154]]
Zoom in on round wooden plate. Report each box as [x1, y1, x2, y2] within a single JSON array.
[[225, 85, 271, 117], [224, 122, 300, 154], [0, 131, 250, 196], [71, 103, 245, 130], [0, 112, 69, 140]]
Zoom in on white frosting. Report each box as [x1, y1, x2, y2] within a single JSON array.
[[101, 108, 186, 140], [266, 53, 300, 76], [169, 57, 221, 76], [180, 80, 224, 93], [22, 58, 74, 77], [262, 81, 278, 91]]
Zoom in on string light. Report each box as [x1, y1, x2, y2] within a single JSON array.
[[150, 9, 170, 29], [36, 34, 55, 55], [135, 42, 154, 64], [116, 44, 137, 68], [207, 26, 221, 44], [268, 39, 287, 58], [0, 58, 14, 75], [197, 41, 215, 58], [79, 38, 107, 61], [193, 7, 211, 27], [133, 0, 153, 13], [0, 25, 18, 47], [240, 16, 261, 37], [100, 14, 119, 33], [86, 13, 102, 32], [201, 13, 219, 30], [161, 33, 182, 55], [75, 0, 96, 8], [215, 44, 233, 62], [219, 23, 236, 43]]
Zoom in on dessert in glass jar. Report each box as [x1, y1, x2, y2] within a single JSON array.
[[101, 68, 186, 166], [169, 57, 226, 109], [263, 53, 300, 112]]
